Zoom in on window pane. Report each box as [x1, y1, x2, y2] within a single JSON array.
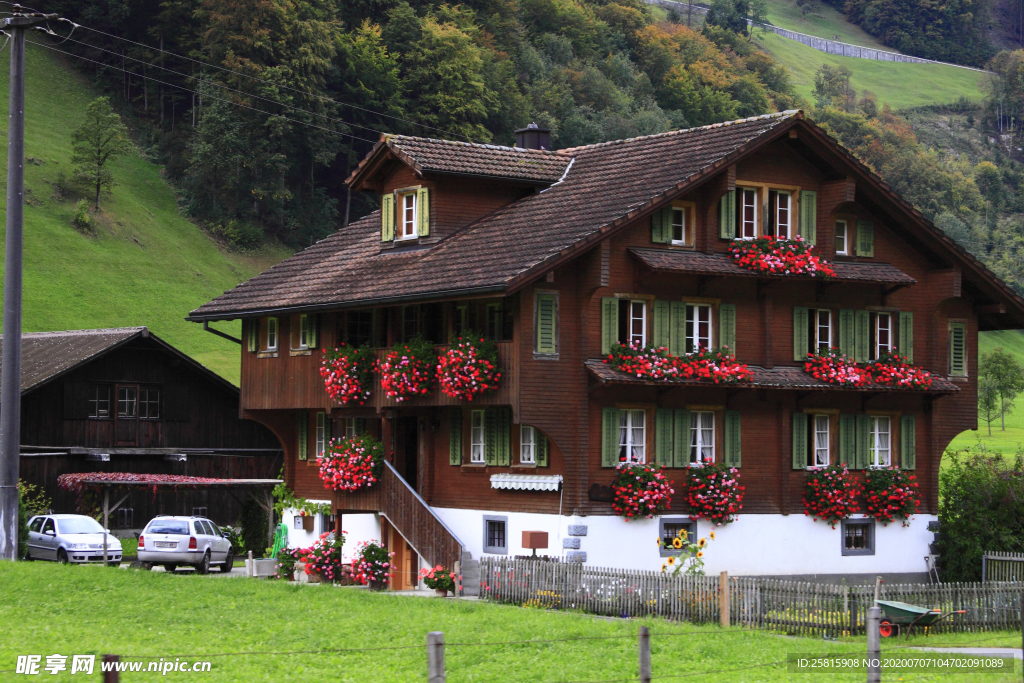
[[521, 426, 535, 464], [872, 417, 891, 466], [741, 189, 757, 238], [877, 314, 891, 353], [817, 310, 831, 351], [630, 410, 645, 463], [672, 208, 686, 243], [630, 301, 645, 346], [117, 387, 137, 418], [700, 412, 714, 462], [836, 221, 847, 254], [471, 411, 485, 463], [487, 520, 506, 549], [777, 192, 790, 239], [814, 415, 829, 466]]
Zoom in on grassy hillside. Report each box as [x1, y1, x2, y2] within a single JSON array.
[[0, 42, 290, 384], [762, 0, 890, 49]]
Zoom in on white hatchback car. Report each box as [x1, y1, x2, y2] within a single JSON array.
[[25, 514, 122, 565], [137, 516, 234, 574]]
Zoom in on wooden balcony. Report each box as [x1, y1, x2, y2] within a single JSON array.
[[333, 461, 465, 569]]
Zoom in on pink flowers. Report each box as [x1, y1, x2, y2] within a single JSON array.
[[350, 540, 393, 587], [684, 462, 745, 525], [804, 348, 866, 386], [320, 344, 375, 405], [611, 462, 675, 519], [803, 464, 860, 528], [865, 350, 934, 389], [436, 337, 502, 401], [863, 467, 920, 527], [378, 338, 435, 402], [317, 435, 384, 492], [296, 531, 347, 581], [418, 564, 459, 592], [804, 347, 934, 390], [728, 236, 837, 278], [605, 342, 753, 384]]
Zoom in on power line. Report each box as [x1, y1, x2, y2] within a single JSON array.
[[27, 39, 381, 146], [53, 16, 479, 143]]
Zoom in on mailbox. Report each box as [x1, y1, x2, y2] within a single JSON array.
[[522, 531, 548, 550]]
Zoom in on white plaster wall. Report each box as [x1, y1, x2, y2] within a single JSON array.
[[283, 504, 380, 563], [432, 506, 936, 576]]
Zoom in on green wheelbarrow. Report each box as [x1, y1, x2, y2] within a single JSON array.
[[876, 600, 966, 639]]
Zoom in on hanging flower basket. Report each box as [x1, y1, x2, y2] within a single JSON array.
[[378, 337, 436, 402], [611, 462, 674, 519], [317, 435, 384, 493], [350, 540, 393, 589], [436, 335, 502, 401], [728, 236, 837, 278], [864, 350, 934, 390], [296, 532, 347, 582], [320, 344, 375, 406], [804, 348, 866, 386], [684, 462, 745, 525], [803, 464, 860, 528], [863, 466, 920, 527], [604, 342, 753, 384]]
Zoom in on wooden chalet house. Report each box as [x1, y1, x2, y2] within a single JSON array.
[[189, 111, 1024, 584], [11, 328, 281, 528]]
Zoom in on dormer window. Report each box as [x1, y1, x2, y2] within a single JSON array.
[[739, 187, 758, 239], [399, 192, 417, 240], [768, 190, 791, 239], [671, 207, 690, 246]]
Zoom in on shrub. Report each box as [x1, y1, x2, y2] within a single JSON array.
[[350, 540, 393, 587], [18, 481, 51, 560], [238, 496, 268, 558], [72, 199, 93, 233], [214, 219, 263, 250], [419, 564, 458, 592]]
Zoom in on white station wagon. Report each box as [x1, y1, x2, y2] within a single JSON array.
[[137, 516, 234, 574]]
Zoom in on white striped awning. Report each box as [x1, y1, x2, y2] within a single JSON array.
[[490, 473, 563, 491]]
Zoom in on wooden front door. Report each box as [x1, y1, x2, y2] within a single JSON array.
[[387, 525, 418, 590], [115, 384, 138, 446]]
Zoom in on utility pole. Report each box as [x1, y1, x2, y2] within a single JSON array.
[[0, 10, 55, 561]]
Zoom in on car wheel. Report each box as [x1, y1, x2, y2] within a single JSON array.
[[57, 549, 69, 564], [164, 564, 178, 573], [195, 551, 210, 575], [219, 552, 234, 573]]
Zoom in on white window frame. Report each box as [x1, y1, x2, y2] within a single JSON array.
[[298, 314, 310, 350], [686, 304, 713, 352], [344, 418, 357, 439], [315, 412, 326, 458], [398, 192, 417, 240], [870, 416, 891, 467], [835, 220, 848, 255], [689, 411, 715, 464], [520, 426, 536, 465], [627, 300, 647, 347], [266, 317, 278, 352], [813, 414, 830, 467], [814, 309, 832, 351], [471, 410, 486, 464], [875, 312, 892, 359], [670, 206, 690, 246], [618, 409, 646, 464], [739, 187, 758, 239], [775, 190, 792, 239]]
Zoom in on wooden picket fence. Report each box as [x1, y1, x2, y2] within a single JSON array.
[[984, 551, 1024, 583], [479, 558, 1024, 636]]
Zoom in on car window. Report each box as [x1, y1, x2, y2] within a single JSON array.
[[57, 517, 104, 534], [209, 522, 223, 538], [146, 520, 189, 535], [196, 521, 212, 536], [28, 518, 43, 533], [41, 518, 55, 534]]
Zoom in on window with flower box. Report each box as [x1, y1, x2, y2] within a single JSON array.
[[717, 185, 816, 243], [869, 416, 891, 467], [471, 410, 486, 464], [739, 187, 758, 239], [792, 412, 833, 468], [871, 312, 892, 361], [686, 304, 712, 352], [767, 190, 792, 239], [689, 411, 715, 464], [619, 409, 646, 464], [617, 300, 647, 347]]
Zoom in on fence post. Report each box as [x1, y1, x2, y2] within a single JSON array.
[[427, 631, 445, 683], [102, 655, 119, 683], [720, 571, 730, 628], [866, 606, 881, 683], [638, 625, 651, 683]]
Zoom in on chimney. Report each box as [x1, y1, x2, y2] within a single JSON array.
[[514, 122, 551, 151]]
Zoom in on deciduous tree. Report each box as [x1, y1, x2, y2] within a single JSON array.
[[980, 347, 1024, 431], [71, 96, 132, 210]]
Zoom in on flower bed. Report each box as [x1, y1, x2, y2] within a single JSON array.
[[684, 462, 745, 525], [611, 462, 674, 519], [378, 337, 436, 402], [864, 350, 934, 390], [320, 344, 375, 405], [728, 236, 837, 278], [297, 532, 346, 582], [803, 464, 860, 528], [604, 342, 752, 384], [803, 348, 866, 386], [436, 336, 502, 401], [317, 435, 384, 493], [274, 547, 301, 580], [419, 565, 459, 593], [350, 540, 393, 589], [863, 467, 920, 527]]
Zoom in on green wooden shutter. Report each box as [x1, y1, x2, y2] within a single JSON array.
[[601, 407, 621, 467], [719, 303, 736, 353], [652, 300, 671, 349], [669, 302, 686, 356], [793, 307, 809, 361], [651, 207, 669, 243], [308, 314, 318, 349], [719, 192, 736, 239], [673, 409, 690, 468], [535, 293, 557, 354], [855, 220, 874, 257], [536, 432, 549, 467], [485, 408, 499, 466], [799, 190, 817, 245], [949, 322, 967, 376], [601, 297, 619, 355], [449, 409, 462, 466], [900, 415, 916, 470], [838, 309, 855, 358], [792, 412, 808, 469], [354, 418, 365, 436], [655, 408, 674, 466], [838, 414, 856, 468], [854, 310, 870, 363], [417, 187, 430, 237], [381, 194, 395, 242], [855, 414, 871, 470], [898, 311, 913, 362], [297, 413, 308, 461], [247, 320, 257, 353], [498, 408, 512, 466], [724, 410, 741, 467]]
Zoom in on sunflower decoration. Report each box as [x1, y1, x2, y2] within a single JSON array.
[[709, 531, 716, 541], [698, 537, 707, 548], [696, 550, 704, 559], [666, 556, 675, 565], [671, 537, 683, 549], [677, 528, 689, 541]]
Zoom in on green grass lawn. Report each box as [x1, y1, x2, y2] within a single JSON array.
[[754, 32, 989, 110], [0, 563, 1019, 682], [762, 0, 890, 49], [0, 42, 290, 385]]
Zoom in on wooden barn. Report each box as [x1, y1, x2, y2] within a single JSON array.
[[11, 327, 282, 529], [188, 111, 1024, 584]]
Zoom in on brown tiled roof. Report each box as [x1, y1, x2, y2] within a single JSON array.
[[382, 136, 572, 184], [585, 360, 959, 392], [192, 112, 800, 319], [629, 248, 917, 284]]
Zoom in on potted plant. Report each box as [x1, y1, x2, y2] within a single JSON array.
[[610, 462, 674, 519], [863, 466, 921, 526], [728, 235, 837, 277], [864, 349, 934, 389], [297, 532, 346, 583], [378, 336, 436, 402], [418, 564, 458, 596], [350, 540, 393, 590], [684, 462, 745, 525], [803, 463, 860, 528], [317, 434, 384, 492], [320, 343, 375, 405], [436, 335, 502, 401], [274, 547, 301, 580]]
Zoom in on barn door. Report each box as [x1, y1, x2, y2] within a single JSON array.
[[115, 384, 138, 446]]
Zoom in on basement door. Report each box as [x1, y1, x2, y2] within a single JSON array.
[[115, 384, 138, 446]]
